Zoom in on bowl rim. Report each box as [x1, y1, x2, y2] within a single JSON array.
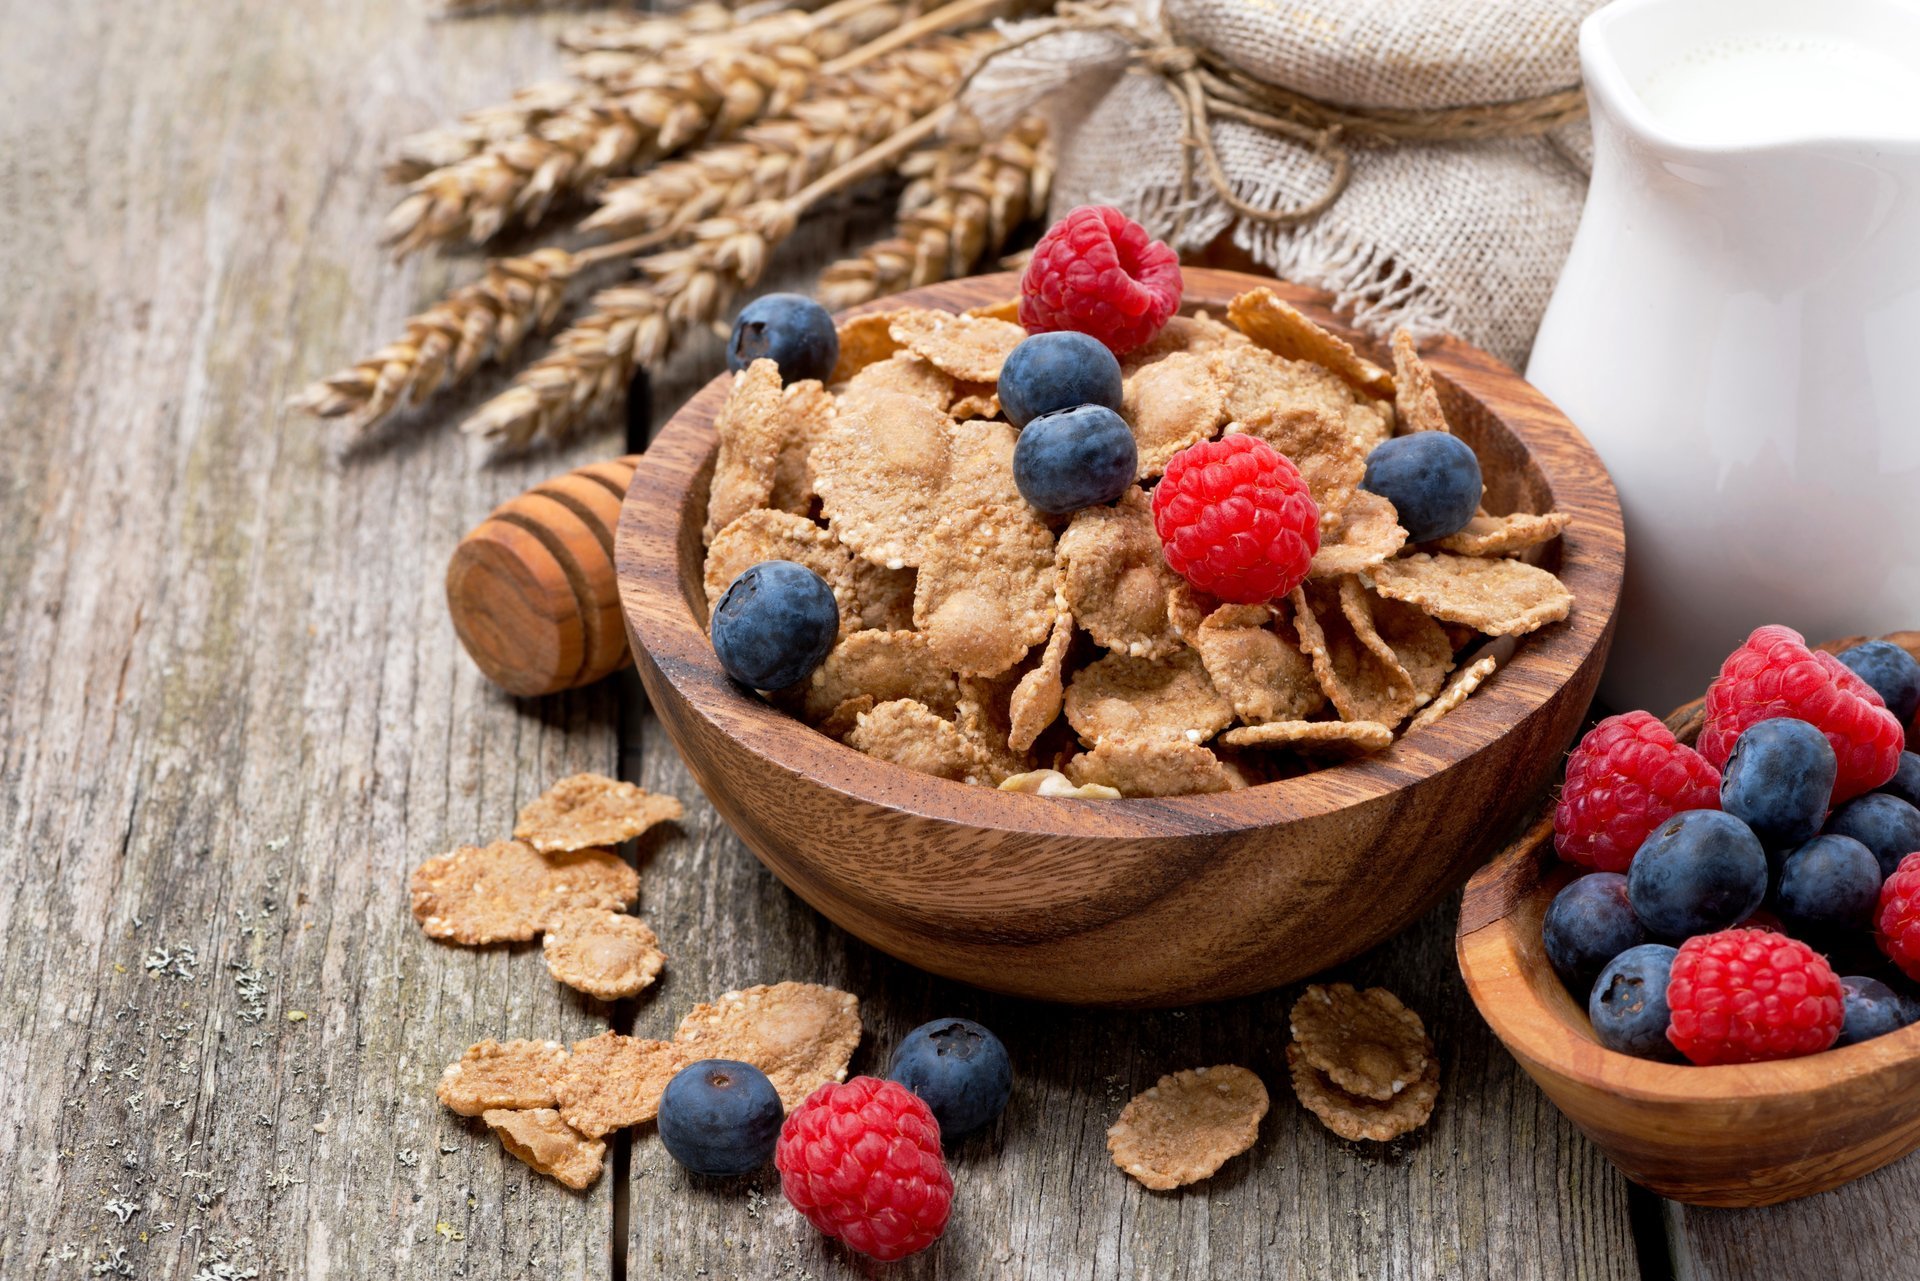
[[615, 267, 1625, 839], [1457, 637, 1920, 1106]]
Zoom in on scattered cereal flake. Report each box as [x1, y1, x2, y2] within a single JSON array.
[[1233, 406, 1365, 529], [703, 360, 786, 544], [515, 774, 684, 854], [1065, 734, 1236, 797], [962, 297, 1021, 323], [799, 630, 957, 724], [767, 380, 835, 516], [1435, 510, 1571, 557], [950, 381, 1001, 420], [409, 841, 639, 944], [702, 509, 858, 633], [1391, 330, 1448, 433], [1121, 312, 1250, 374], [830, 311, 905, 384], [1366, 553, 1573, 637], [1056, 487, 1185, 659], [814, 390, 956, 568], [1226, 288, 1394, 399], [1339, 576, 1452, 709], [998, 768, 1122, 799], [1009, 612, 1073, 752], [1407, 646, 1505, 731], [673, 982, 862, 1110], [956, 674, 1029, 785], [1064, 649, 1234, 746], [913, 496, 1056, 677], [1122, 352, 1228, 476], [1290, 983, 1431, 1100], [850, 559, 917, 631], [836, 352, 956, 416], [889, 310, 1025, 382], [483, 1108, 606, 1190], [436, 1039, 568, 1116], [1289, 1045, 1440, 1143], [1106, 1065, 1269, 1191], [847, 698, 992, 782], [1289, 586, 1419, 726], [1309, 489, 1407, 579], [541, 910, 665, 1001], [554, 1032, 690, 1136], [1219, 719, 1394, 755], [1191, 602, 1327, 724]]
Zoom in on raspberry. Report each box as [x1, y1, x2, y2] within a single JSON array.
[[1150, 435, 1320, 603], [1018, 206, 1182, 355], [1665, 928, 1845, 1064], [1699, 624, 1905, 803], [775, 1077, 952, 1262], [1553, 711, 1722, 872], [1876, 851, 1920, 982]]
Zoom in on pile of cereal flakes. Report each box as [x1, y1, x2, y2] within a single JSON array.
[[701, 286, 1575, 798]]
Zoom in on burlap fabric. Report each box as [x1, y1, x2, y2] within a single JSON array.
[[964, 0, 1602, 366]]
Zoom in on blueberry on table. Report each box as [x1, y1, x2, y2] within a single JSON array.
[[1836, 976, 1918, 1046], [887, 1018, 1012, 1138], [727, 293, 838, 384], [1543, 873, 1646, 992], [1627, 809, 1768, 939], [997, 331, 1124, 429], [1012, 404, 1138, 515], [1826, 792, 1920, 879], [1719, 717, 1837, 848], [1589, 943, 1682, 1061], [1358, 432, 1483, 543], [1776, 834, 1882, 933], [1836, 640, 1920, 724], [1880, 752, 1920, 808], [710, 560, 839, 691], [658, 1059, 784, 1177]]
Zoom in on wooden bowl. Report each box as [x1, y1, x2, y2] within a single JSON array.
[[1457, 632, 1920, 1206], [616, 268, 1624, 1006]]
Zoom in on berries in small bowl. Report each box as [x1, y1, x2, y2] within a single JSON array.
[[1150, 434, 1320, 603], [658, 1059, 784, 1178], [1018, 205, 1182, 355], [1554, 710, 1722, 873], [1012, 405, 1138, 515], [887, 1018, 1012, 1139], [1837, 975, 1918, 1046], [775, 1077, 953, 1262], [1719, 717, 1836, 848], [1836, 639, 1920, 725], [997, 331, 1123, 429], [728, 292, 838, 384], [1882, 751, 1920, 807], [1543, 873, 1646, 991], [1826, 792, 1920, 879], [1775, 834, 1882, 934], [1588, 942, 1681, 1061], [1358, 433, 1483, 544], [710, 560, 839, 690], [1626, 809, 1768, 940], [1666, 928, 1845, 1065]]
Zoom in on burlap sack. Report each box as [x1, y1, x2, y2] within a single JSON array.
[[964, 0, 1601, 366]]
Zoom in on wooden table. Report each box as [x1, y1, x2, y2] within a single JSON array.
[[3, 3, 1915, 1277]]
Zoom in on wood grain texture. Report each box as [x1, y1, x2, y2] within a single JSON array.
[[615, 268, 1627, 1006]]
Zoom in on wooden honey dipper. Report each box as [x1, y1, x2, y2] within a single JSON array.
[[446, 455, 641, 697]]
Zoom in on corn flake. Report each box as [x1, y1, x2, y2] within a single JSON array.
[[1219, 718, 1394, 755], [1340, 576, 1453, 710], [913, 492, 1056, 677], [1227, 288, 1394, 399], [554, 1031, 690, 1136], [515, 773, 684, 854], [410, 841, 639, 944], [1290, 982, 1432, 1100], [672, 982, 861, 1111], [1056, 487, 1184, 659], [1366, 553, 1573, 636], [1310, 490, 1407, 579], [703, 509, 859, 634], [836, 352, 955, 417], [1107, 1065, 1270, 1191], [1407, 643, 1509, 732], [889, 310, 1025, 382], [1008, 612, 1073, 752], [799, 629, 957, 725], [813, 390, 956, 569], [1065, 734, 1236, 797], [1122, 311, 1250, 375], [850, 559, 917, 631], [1391, 330, 1449, 434], [767, 380, 834, 516], [830, 311, 905, 384], [1191, 602, 1326, 724], [541, 910, 665, 1001], [950, 381, 1001, 420], [846, 698, 992, 782], [963, 297, 1021, 323], [437, 1038, 569, 1116], [1064, 649, 1234, 746], [484, 1107, 606, 1190], [1436, 510, 1571, 557], [1289, 1045, 1440, 1143], [703, 359, 786, 544], [1122, 351, 1228, 477], [1288, 585, 1419, 727]]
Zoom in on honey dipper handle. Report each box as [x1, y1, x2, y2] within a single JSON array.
[[446, 455, 641, 697]]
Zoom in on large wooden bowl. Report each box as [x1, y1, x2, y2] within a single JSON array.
[[1457, 632, 1920, 1206], [616, 268, 1624, 1006]]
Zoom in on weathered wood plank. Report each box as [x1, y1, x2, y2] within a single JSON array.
[[1662, 1163, 1920, 1281]]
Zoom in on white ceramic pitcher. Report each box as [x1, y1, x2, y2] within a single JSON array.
[[1528, 0, 1920, 712]]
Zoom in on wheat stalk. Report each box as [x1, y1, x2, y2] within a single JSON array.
[[556, 2, 738, 55], [815, 116, 1051, 308]]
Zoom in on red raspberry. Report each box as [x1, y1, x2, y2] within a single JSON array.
[[1553, 711, 1722, 872], [775, 1077, 952, 1262], [1876, 851, 1920, 981], [1150, 435, 1320, 603], [1018, 206, 1183, 355], [1666, 928, 1845, 1064], [1699, 624, 1904, 803]]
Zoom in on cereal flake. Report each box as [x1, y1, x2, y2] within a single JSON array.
[[1056, 487, 1185, 659], [799, 629, 957, 725], [850, 559, 918, 631], [846, 698, 992, 782], [1107, 1065, 1269, 1191], [1008, 612, 1073, 752], [554, 1031, 690, 1136], [673, 982, 862, 1110], [836, 352, 955, 416], [1310, 490, 1407, 579], [830, 311, 905, 383], [1407, 642, 1510, 731], [1435, 510, 1571, 557], [1122, 352, 1228, 477], [1226, 288, 1394, 399], [1290, 983, 1432, 1101], [703, 509, 858, 633], [889, 310, 1025, 382], [913, 472, 1056, 676], [484, 1108, 606, 1190], [515, 773, 684, 853], [1289, 1046, 1440, 1143], [767, 380, 835, 516], [1339, 576, 1453, 709], [1366, 553, 1573, 636], [542, 910, 666, 1001], [1391, 329, 1449, 433], [813, 390, 956, 568], [1064, 649, 1234, 747], [1192, 602, 1327, 724], [1065, 734, 1236, 797], [703, 359, 786, 544], [1288, 586, 1420, 726], [1219, 719, 1395, 755], [437, 1038, 569, 1116], [410, 841, 639, 944]]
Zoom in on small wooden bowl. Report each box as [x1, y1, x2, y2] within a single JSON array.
[[1458, 632, 1920, 1206], [617, 268, 1624, 1006]]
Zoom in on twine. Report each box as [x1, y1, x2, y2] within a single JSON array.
[[962, 2, 1588, 233]]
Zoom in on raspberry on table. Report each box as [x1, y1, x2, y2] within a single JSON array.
[[775, 1076, 953, 1262], [1553, 711, 1723, 873], [1018, 205, 1183, 355], [1699, 624, 1905, 803], [1877, 851, 1920, 982], [1150, 435, 1320, 603], [1666, 928, 1845, 1065]]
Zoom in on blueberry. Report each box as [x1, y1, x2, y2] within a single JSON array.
[[1626, 809, 1768, 939], [710, 560, 838, 690], [1776, 834, 1881, 933], [1358, 433, 1483, 543], [1543, 873, 1646, 991], [1826, 792, 1920, 879], [657, 1059, 783, 1177], [1720, 717, 1837, 847], [1836, 640, 1920, 724], [1589, 943, 1682, 1060], [887, 1018, 1011, 1138], [727, 293, 838, 384], [1836, 976, 1918, 1046], [997, 331, 1124, 429], [1011, 404, 1138, 515], [1880, 752, 1920, 808]]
